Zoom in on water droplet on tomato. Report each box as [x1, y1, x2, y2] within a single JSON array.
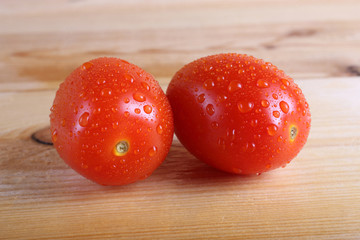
[[305, 101, 309, 108], [143, 105, 153, 114], [51, 130, 58, 142], [92, 107, 101, 114], [250, 119, 258, 127], [261, 100, 270, 108], [256, 79, 269, 88], [96, 78, 106, 85], [133, 92, 146, 102], [277, 135, 283, 142], [203, 79, 215, 90], [156, 124, 163, 134], [177, 72, 183, 79], [79, 112, 90, 127], [81, 61, 93, 71], [100, 88, 112, 96], [281, 78, 290, 86], [226, 129, 236, 141], [238, 69, 245, 74], [206, 104, 215, 116], [243, 142, 256, 152], [134, 108, 141, 114], [272, 93, 278, 99], [267, 124, 278, 136], [217, 76, 225, 81], [124, 73, 134, 83], [237, 101, 254, 113], [124, 111, 130, 117], [81, 163, 88, 169], [112, 122, 119, 129], [136, 71, 143, 78], [294, 88, 302, 95], [217, 94, 228, 102], [254, 134, 261, 139], [228, 81, 242, 92], [134, 149, 140, 155], [148, 146, 157, 157], [217, 137, 226, 150], [61, 118, 66, 127], [280, 101, 289, 113], [197, 94, 205, 103], [211, 121, 219, 129], [141, 82, 150, 91], [273, 111, 280, 118]]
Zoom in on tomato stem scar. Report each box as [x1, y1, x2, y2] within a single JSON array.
[[115, 140, 129, 155], [290, 126, 298, 140]]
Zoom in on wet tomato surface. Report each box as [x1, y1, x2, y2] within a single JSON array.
[[167, 53, 311, 174], [50, 57, 173, 185]]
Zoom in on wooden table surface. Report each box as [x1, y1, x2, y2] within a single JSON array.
[[1, 1, 360, 239]]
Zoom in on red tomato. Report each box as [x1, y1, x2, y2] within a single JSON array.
[[50, 57, 174, 185], [167, 53, 311, 175]]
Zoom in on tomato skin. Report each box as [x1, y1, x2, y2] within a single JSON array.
[[167, 53, 311, 174], [50, 57, 173, 185]]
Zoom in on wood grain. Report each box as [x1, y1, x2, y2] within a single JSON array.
[[1, 78, 360, 240], [1, 0, 360, 239], [1, 0, 360, 88]]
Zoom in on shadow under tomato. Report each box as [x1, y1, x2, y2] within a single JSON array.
[[1, 127, 268, 206], [151, 140, 264, 188]]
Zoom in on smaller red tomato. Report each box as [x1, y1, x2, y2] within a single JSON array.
[[167, 53, 311, 175], [50, 57, 174, 185]]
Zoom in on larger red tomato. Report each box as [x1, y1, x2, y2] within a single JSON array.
[[50, 57, 174, 185], [167, 53, 311, 174]]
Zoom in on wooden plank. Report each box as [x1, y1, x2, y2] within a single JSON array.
[[1, 0, 360, 87], [1, 0, 360, 239], [0, 77, 359, 239]]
